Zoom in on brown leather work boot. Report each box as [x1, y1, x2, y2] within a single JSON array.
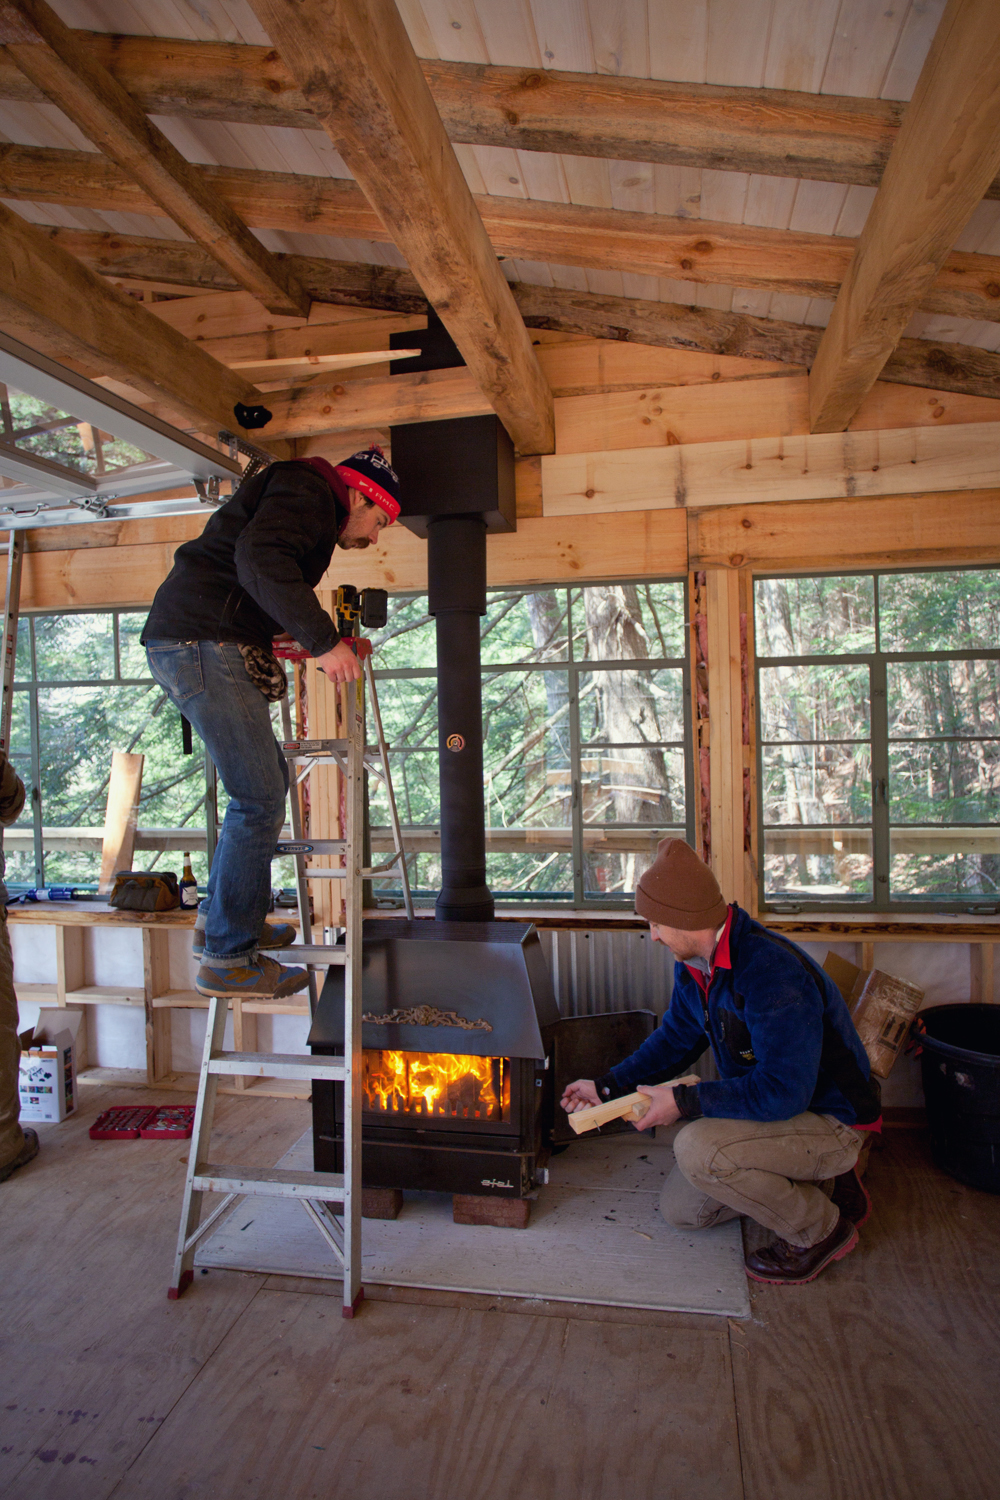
[[830, 1165, 872, 1227], [745, 1213, 859, 1285]]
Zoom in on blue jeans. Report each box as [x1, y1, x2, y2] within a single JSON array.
[[145, 640, 288, 961]]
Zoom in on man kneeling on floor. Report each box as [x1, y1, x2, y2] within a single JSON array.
[[560, 839, 880, 1285]]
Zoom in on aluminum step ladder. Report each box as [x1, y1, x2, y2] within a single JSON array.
[[273, 643, 412, 1008], [168, 655, 411, 1318]]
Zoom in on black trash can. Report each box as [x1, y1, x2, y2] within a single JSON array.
[[915, 1004, 1000, 1194]]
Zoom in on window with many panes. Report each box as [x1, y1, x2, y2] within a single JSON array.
[[5, 608, 219, 891], [368, 578, 693, 906], [755, 569, 1000, 912], [9, 583, 692, 906]]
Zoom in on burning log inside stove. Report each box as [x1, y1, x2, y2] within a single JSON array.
[[363, 1050, 510, 1121]]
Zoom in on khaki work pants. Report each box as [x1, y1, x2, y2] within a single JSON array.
[[660, 1111, 864, 1249], [0, 918, 23, 1169]]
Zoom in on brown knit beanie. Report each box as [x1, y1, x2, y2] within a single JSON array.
[[635, 838, 728, 929]]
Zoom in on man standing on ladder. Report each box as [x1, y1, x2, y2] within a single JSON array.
[[141, 448, 401, 999]]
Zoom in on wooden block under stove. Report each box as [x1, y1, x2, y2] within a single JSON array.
[[362, 1186, 403, 1220], [452, 1194, 531, 1229]]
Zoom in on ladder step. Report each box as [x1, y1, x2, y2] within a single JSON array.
[[257, 945, 348, 964], [280, 738, 348, 756], [275, 839, 345, 856], [207, 1051, 344, 1080], [192, 1164, 346, 1200]]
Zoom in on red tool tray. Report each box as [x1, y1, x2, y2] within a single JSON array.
[[140, 1106, 195, 1139], [89, 1106, 158, 1139]]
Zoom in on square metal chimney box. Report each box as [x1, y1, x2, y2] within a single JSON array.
[[308, 919, 559, 1059], [389, 414, 516, 537]]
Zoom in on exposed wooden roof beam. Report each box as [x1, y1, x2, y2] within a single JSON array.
[[45, 227, 429, 309], [809, 0, 1000, 433], [246, 0, 552, 456], [2, 33, 1000, 204], [45, 228, 1000, 407], [7, 146, 1000, 325], [0, 201, 266, 436], [0, 0, 309, 318]]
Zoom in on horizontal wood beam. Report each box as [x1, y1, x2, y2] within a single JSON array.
[[0, 0, 309, 317], [514, 283, 1000, 401], [248, 0, 552, 456], [7, 146, 1000, 324], [47, 227, 428, 310], [263, 366, 490, 439], [0, 201, 265, 437], [17, 506, 688, 608], [1, 33, 1000, 202], [688, 488, 1000, 571], [542, 421, 1000, 517], [809, 0, 1000, 432], [18, 482, 1000, 612], [44, 228, 1000, 406]]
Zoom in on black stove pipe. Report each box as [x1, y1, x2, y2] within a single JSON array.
[[428, 513, 494, 922]]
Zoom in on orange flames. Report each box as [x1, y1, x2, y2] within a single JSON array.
[[362, 1049, 509, 1121]]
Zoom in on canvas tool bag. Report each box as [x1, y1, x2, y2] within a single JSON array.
[[108, 871, 181, 912]]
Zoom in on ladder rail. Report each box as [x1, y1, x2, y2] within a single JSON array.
[[342, 676, 365, 1315], [169, 676, 370, 1319], [363, 652, 414, 919], [279, 689, 317, 1013]]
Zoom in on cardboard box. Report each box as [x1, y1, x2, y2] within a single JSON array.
[[823, 953, 924, 1079], [18, 1009, 84, 1123]]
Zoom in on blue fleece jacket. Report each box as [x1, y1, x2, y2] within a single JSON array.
[[596, 905, 880, 1127]]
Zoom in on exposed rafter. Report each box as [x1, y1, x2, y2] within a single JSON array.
[[0, 201, 265, 437], [809, 0, 1000, 432], [2, 33, 1000, 203], [42, 228, 1000, 407], [247, 0, 552, 456], [5, 145, 1000, 325], [0, 0, 309, 318]]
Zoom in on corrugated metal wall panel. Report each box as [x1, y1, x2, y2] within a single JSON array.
[[542, 927, 672, 1019]]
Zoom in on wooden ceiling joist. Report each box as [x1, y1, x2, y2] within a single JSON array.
[[38, 228, 1000, 408], [0, 200, 264, 436], [7, 144, 1000, 325], [809, 0, 1000, 433], [1, 33, 1000, 205], [247, 0, 552, 456], [0, 0, 310, 318]]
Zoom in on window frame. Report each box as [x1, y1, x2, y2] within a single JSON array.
[[754, 564, 1000, 915], [371, 575, 695, 908], [8, 604, 215, 890]]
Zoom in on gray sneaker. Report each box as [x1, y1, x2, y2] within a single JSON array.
[[192, 921, 296, 958], [195, 954, 310, 998], [0, 1127, 39, 1183]]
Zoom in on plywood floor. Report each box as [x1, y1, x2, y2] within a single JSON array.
[[1, 1086, 998, 1500]]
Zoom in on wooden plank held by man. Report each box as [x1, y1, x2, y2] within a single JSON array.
[[567, 1075, 701, 1135]]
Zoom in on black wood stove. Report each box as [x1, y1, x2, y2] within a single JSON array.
[[309, 918, 559, 1198], [310, 335, 562, 1204]]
